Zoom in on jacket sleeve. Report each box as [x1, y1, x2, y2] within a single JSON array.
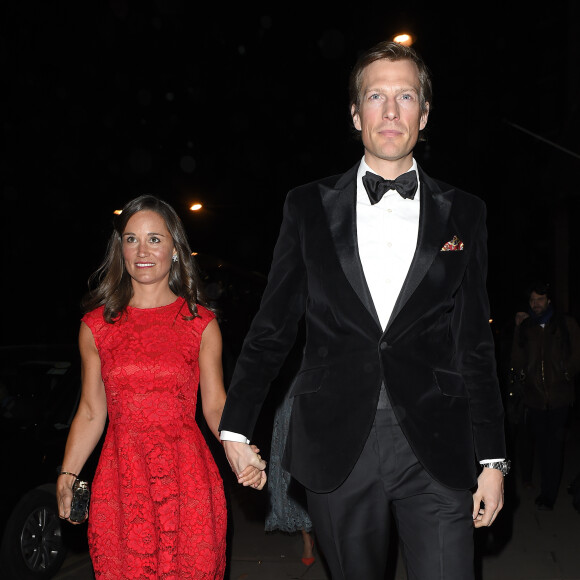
[[218, 191, 307, 440], [451, 203, 506, 462]]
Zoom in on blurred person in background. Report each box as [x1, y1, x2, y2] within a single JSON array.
[[510, 281, 580, 510]]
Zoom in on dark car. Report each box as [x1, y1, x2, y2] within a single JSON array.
[[0, 344, 98, 580]]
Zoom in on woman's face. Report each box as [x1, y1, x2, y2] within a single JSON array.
[[122, 210, 176, 288]]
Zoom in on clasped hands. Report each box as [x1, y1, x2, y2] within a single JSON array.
[[223, 441, 267, 490]]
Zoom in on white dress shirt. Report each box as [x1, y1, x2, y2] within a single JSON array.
[[356, 156, 419, 329]]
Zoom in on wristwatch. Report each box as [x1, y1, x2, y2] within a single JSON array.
[[485, 460, 511, 476]]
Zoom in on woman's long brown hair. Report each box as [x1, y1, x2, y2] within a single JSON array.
[[81, 194, 206, 322]]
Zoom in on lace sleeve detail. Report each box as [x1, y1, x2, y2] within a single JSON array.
[[81, 307, 106, 350], [194, 304, 216, 333]]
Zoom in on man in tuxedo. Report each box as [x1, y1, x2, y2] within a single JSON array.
[[219, 40, 508, 579]]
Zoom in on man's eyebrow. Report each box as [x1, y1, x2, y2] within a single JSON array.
[[364, 86, 419, 94]]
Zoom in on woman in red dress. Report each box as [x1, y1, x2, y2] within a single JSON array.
[[57, 195, 263, 579]]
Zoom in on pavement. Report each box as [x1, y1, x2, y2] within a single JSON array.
[[54, 413, 580, 580]]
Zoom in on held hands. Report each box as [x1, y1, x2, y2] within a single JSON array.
[[223, 441, 267, 490], [472, 467, 505, 527]]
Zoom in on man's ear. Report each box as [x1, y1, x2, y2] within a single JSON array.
[[420, 102, 430, 131], [351, 104, 361, 131]]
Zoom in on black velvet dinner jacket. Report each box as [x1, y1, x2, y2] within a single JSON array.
[[219, 162, 506, 493]]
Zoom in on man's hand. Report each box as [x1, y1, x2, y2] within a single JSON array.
[[472, 467, 505, 527], [223, 441, 267, 490], [515, 311, 529, 326]]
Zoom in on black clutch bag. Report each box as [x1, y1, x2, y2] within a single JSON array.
[[69, 479, 90, 523]]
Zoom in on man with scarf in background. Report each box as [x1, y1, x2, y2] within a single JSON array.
[[511, 281, 580, 510]]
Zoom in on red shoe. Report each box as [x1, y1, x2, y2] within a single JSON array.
[[301, 538, 315, 566]]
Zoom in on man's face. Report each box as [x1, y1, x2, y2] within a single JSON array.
[[529, 291, 550, 316], [351, 58, 429, 174]]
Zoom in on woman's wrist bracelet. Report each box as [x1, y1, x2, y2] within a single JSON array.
[[59, 471, 79, 479]]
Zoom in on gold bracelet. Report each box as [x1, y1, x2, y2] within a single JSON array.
[[59, 471, 78, 479]]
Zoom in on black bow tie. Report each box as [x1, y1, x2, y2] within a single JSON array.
[[362, 171, 418, 204]]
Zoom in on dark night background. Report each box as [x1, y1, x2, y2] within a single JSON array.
[[2, 1, 580, 347]]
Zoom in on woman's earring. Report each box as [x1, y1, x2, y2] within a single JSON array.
[[172, 254, 178, 263]]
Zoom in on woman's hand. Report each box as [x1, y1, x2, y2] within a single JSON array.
[[56, 473, 78, 524]]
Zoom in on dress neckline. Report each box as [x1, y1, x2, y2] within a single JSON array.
[[127, 297, 183, 312]]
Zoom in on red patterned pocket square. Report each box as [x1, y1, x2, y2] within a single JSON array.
[[441, 235, 464, 251]]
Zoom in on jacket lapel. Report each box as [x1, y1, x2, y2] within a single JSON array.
[[386, 167, 454, 330], [320, 164, 381, 329]]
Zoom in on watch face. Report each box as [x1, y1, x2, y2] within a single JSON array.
[[488, 460, 510, 475]]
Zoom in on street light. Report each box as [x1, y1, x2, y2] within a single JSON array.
[[393, 33, 414, 46], [190, 203, 203, 211]]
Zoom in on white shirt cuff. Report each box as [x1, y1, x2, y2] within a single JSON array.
[[219, 430, 250, 444], [480, 458, 505, 465]]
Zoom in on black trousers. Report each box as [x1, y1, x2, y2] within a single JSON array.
[[306, 407, 474, 580]]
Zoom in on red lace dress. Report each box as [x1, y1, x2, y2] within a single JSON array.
[[82, 298, 227, 579]]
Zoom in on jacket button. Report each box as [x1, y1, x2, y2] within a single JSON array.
[[380, 341, 388, 351]]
